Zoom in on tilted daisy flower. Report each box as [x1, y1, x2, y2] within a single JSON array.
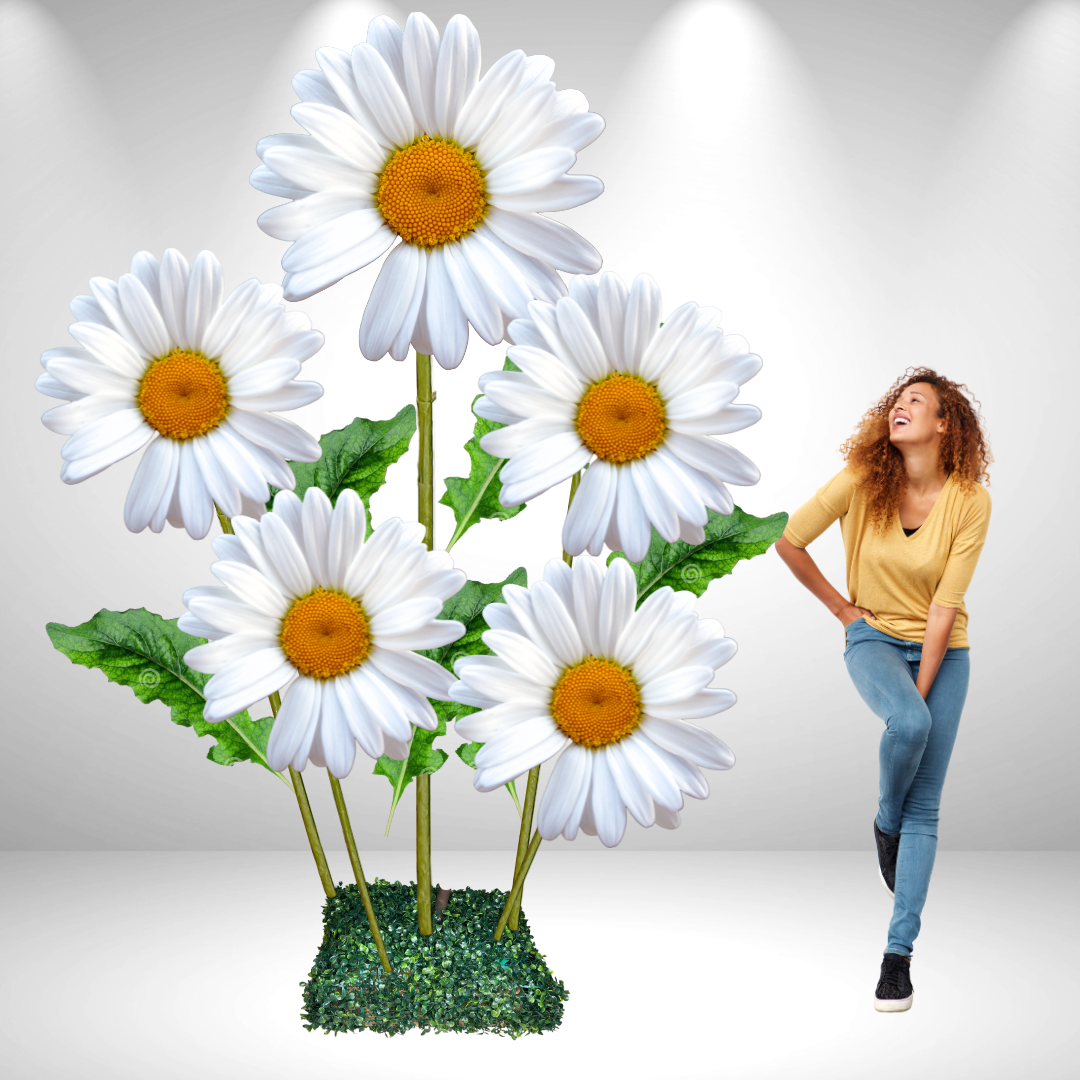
[[36, 249, 324, 540], [451, 557, 736, 848], [252, 11, 604, 370], [179, 487, 466, 778], [474, 272, 763, 563]]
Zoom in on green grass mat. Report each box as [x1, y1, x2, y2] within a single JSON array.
[[301, 879, 568, 1037]]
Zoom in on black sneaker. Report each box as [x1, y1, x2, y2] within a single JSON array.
[[874, 820, 899, 897], [874, 952, 913, 1012]]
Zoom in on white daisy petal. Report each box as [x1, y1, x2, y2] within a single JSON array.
[[351, 42, 417, 147], [476, 81, 558, 171], [597, 556, 637, 655], [280, 208, 390, 275], [606, 741, 655, 828], [366, 14, 407, 89], [266, 677, 319, 771], [59, 409, 153, 475], [623, 274, 663, 374], [67, 322, 146, 378], [402, 11, 441, 133], [474, 729, 568, 792], [123, 435, 172, 532], [639, 716, 735, 770], [117, 274, 171, 357], [191, 435, 242, 518], [226, 410, 320, 463], [434, 14, 481, 137], [453, 50, 527, 148], [590, 749, 627, 848], [613, 465, 653, 562], [185, 251, 224, 353], [250, 165, 311, 200], [158, 249, 190, 345], [320, 680, 358, 778], [259, 189, 374, 243], [42, 392, 131, 436], [537, 744, 591, 840], [442, 241, 503, 345], [485, 207, 600, 275], [664, 431, 761, 486], [456, 700, 548, 741], [359, 243, 424, 361], [562, 459, 615, 558], [488, 173, 603, 213]]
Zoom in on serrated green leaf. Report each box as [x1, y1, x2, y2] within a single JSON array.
[[268, 405, 416, 534], [45, 608, 289, 785], [441, 359, 525, 550], [607, 506, 788, 604], [455, 741, 482, 768], [420, 567, 528, 672]]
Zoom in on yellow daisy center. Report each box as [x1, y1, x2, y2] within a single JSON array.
[[279, 588, 372, 680], [136, 348, 230, 441], [549, 657, 642, 748], [374, 135, 487, 248], [575, 373, 668, 464]]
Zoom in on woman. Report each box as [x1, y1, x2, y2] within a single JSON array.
[[775, 367, 992, 1012]]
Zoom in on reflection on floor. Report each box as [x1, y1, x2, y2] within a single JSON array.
[[2, 851, 1077, 1080]]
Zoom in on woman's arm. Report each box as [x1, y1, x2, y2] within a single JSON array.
[[915, 601, 958, 700], [774, 534, 876, 627]]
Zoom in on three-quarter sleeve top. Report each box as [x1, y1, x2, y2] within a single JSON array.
[[782, 466, 991, 648]]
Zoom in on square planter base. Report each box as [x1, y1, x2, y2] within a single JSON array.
[[301, 879, 568, 1037]]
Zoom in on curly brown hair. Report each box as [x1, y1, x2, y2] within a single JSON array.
[[839, 367, 992, 532]]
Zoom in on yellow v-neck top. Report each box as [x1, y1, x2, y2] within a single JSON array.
[[783, 466, 991, 648]]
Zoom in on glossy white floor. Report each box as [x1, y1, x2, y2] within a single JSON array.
[[2, 851, 1077, 1079]]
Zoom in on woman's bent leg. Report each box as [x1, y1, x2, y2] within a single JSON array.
[[844, 634, 932, 835], [887, 649, 970, 955]]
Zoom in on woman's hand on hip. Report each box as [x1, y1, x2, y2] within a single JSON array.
[[838, 603, 876, 627]]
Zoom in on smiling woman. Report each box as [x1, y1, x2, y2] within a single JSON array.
[[774, 366, 992, 1013]]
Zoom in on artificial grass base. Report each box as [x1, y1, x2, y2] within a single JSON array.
[[301, 879, 568, 1037]]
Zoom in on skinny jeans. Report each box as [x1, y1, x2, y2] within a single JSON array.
[[843, 617, 970, 956]]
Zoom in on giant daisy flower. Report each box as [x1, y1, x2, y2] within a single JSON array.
[[451, 557, 736, 848], [36, 249, 324, 540], [179, 487, 465, 778], [475, 272, 763, 563], [252, 11, 604, 369]]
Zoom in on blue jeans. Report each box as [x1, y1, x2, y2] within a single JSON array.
[[843, 618, 970, 957]]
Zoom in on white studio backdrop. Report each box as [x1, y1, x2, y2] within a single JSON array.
[[1, 0, 1076, 852]]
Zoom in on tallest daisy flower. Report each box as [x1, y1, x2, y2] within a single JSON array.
[[252, 12, 604, 370]]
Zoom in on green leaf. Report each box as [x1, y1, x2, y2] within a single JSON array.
[[441, 359, 525, 550], [44, 608, 289, 784], [373, 712, 450, 835], [607, 506, 789, 604], [420, 567, 528, 673], [455, 742, 482, 768], [268, 405, 416, 534]]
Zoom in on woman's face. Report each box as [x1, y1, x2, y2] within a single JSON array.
[[888, 382, 945, 446]]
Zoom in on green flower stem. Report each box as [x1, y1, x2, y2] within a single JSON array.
[[269, 691, 335, 898], [494, 828, 542, 942], [508, 765, 540, 931], [328, 774, 391, 973], [561, 471, 582, 566], [215, 504, 235, 535], [416, 352, 435, 936]]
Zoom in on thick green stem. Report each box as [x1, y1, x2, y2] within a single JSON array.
[[415, 353, 435, 936], [562, 471, 582, 566], [495, 829, 542, 942], [508, 766, 540, 931], [328, 774, 391, 973], [269, 691, 334, 897]]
